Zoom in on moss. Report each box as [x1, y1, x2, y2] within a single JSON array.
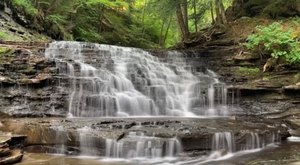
[[0, 47, 12, 55], [294, 73, 300, 83], [235, 67, 261, 76], [0, 47, 9, 53], [0, 31, 9, 40], [262, 76, 270, 81]]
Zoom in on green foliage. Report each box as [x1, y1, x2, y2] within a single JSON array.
[[11, 0, 233, 48], [246, 22, 300, 63], [236, 67, 260, 76], [0, 31, 9, 40], [0, 47, 10, 54], [12, 0, 38, 17], [0, 47, 15, 58], [85, 0, 129, 9]]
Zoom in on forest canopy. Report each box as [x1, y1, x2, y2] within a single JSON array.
[[5, 0, 300, 48], [7, 0, 233, 48]]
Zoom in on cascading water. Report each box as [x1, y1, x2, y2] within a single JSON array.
[[50, 125, 66, 154], [45, 41, 229, 117], [105, 132, 182, 159], [42, 41, 285, 165], [209, 132, 279, 159], [212, 132, 235, 153], [78, 126, 97, 156]]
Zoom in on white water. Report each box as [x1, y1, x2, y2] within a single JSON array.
[[212, 132, 235, 153], [172, 132, 279, 165], [78, 126, 97, 156], [45, 41, 229, 117], [209, 132, 278, 160], [43, 41, 284, 165], [50, 125, 66, 154], [105, 132, 182, 159]]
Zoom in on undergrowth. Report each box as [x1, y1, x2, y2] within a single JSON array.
[[245, 22, 300, 64]]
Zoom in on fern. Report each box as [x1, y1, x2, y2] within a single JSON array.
[[246, 22, 300, 63]]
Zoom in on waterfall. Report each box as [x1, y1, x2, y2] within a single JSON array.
[[245, 133, 261, 150], [105, 132, 182, 158], [50, 125, 66, 154], [210, 132, 279, 159], [45, 41, 229, 117], [78, 126, 97, 156], [212, 132, 235, 153], [241, 132, 278, 150]]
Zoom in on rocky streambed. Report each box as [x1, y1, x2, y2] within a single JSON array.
[[0, 117, 291, 158], [0, 41, 298, 164]]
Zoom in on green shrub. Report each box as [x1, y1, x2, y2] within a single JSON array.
[[12, 0, 38, 17], [245, 22, 300, 63]]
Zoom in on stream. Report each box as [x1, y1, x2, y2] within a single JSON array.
[[1, 41, 296, 164], [18, 138, 300, 165]]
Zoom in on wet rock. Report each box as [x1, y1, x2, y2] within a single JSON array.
[[0, 44, 67, 117], [0, 149, 23, 165], [0, 118, 290, 156], [0, 133, 26, 165]]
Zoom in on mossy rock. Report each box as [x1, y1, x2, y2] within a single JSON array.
[[0, 47, 10, 54], [0, 47, 14, 57], [19, 66, 37, 75], [235, 66, 261, 77]]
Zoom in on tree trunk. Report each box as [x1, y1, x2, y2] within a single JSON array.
[[162, 16, 172, 47], [215, 0, 227, 25], [159, 20, 165, 47], [193, 0, 198, 32], [219, 0, 227, 24], [215, 0, 222, 24], [210, 1, 215, 24], [176, 0, 189, 41], [182, 0, 189, 34], [141, 0, 147, 37]]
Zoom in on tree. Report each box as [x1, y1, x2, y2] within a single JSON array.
[[176, 0, 189, 40], [150, 0, 189, 41], [213, 0, 227, 25]]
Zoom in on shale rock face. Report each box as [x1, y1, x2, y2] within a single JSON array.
[[0, 44, 67, 117]]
